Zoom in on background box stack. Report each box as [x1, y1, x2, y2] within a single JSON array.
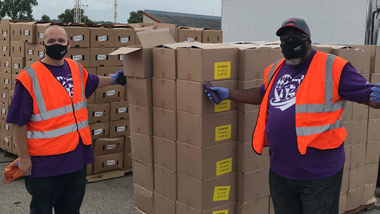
[[178, 26, 223, 43], [175, 43, 239, 213]]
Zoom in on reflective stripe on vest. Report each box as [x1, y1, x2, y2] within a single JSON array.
[[27, 120, 89, 139], [266, 59, 283, 87], [295, 54, 346, 137]]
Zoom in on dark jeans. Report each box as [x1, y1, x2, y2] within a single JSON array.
[[25, 167, 87, 214], [269, 168, 343, 214]]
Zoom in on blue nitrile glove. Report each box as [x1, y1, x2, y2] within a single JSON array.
[[370, 83, 380, 102], [111, 70, 127, 85], [204, 87, 229, 102]]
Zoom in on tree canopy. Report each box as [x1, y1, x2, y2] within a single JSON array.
[[58, 8, 91, 23], [40, 14, 50, 22], [0, 0, 38, 21], [128, 10, 143, 23]]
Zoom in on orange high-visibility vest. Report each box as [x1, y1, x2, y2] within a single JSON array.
[[252, 51, 348, 155], [17, 58, 92, 156]]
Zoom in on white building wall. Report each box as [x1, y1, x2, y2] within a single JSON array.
[[222, 0, 368, 44]]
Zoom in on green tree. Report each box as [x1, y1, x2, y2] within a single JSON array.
[[40, 14, 50, 22], [128, 10, 143, 23], [0, 0, 38, 21], [58, 8, 91, 23]]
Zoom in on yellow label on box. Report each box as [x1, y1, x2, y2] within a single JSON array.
[[215, 124, 232, 142], [215, 100, 231, 113], [216, 158, 232, 176], [212, 210, 228, 214], [213, 186, 231, 201], [214, 61, 231, 80]]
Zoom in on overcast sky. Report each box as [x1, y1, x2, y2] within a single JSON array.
[[32, 0, 222, 23]]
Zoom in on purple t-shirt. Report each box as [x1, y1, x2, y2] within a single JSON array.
[[6, 60, 99, 177], [260, 50, 372, 181]]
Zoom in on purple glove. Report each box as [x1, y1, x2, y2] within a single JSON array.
[[370, 83, 380, 102], [205, 87, 229, 102], [111, 70, 126, 85]]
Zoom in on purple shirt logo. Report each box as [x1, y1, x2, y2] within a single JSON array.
[[270, 74, 304, 111], [56, 74, 74, 98]]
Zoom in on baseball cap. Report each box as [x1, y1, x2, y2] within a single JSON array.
[[276, 18, 311, 38]]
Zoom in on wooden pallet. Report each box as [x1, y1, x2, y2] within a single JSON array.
[[86, 168, 132, 183], [344, 203, 375, 214]]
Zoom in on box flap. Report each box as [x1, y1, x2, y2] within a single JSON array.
[[183, 43, 237, 50], [136, 28, 175, 48], [109, 46, 141, 55], [160, 41, 201, 49]]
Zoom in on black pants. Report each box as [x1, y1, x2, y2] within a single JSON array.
[[269, 168, 343, 214], [25, 167, 87, 214]]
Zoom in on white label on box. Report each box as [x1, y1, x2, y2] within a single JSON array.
[[118, 107, 127, 113], [2, 46, 6, 51], [94, 111, 103, 117], [3, 32, 7, 37], [73, 35, 83, 41], [117, 126, 126, 132], [98, 35, 108, 42], [106, 144, 116, 150], [28, 49, 33, 55], [14, 64, 19, 69], [39, 32, 44, 38], [73, 55, 82, 61], [39, 51, 44, 58], [107, 160, 116, 166], [2, 93, 6, 98], [97, 55, 107, 60], [106, 90, 115, 96], [1, 109, 5, 114], [5, 124, 9, 130], [119, 55, 123, 60], [24, 30, 30, 36], [94, 128, 103, 136], [4, 137, 8, 143], [4, 79, 8, 84], [5, 62, 9, 67], [120, 37, 129, 43]]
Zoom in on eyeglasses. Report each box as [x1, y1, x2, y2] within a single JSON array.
[[280, 34, 309, 42]]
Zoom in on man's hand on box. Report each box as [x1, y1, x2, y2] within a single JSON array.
[[111, 70, 127, 85], [370, 83, 380, 102], [204, 87, 229, 103]]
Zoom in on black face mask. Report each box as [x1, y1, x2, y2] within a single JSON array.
[[45, 44, 68, 60], [280, 39, 308, 60]]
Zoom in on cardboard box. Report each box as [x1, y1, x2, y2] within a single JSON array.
[[131, 132, 153, 164], [0, 40, 9, 56], [176, 201, 237, 214], [86, 163, 93, 175], [129, 105, 153, 136], [93, 137, 124, 156], [127, 77, 152, 107], [11, 57, 24, 74], [90, 47, 121, 67], [2, 123, 13, 137], [134, 184, 154, 214], [95, 85, 125, 104], [0, 88, 9, 105], [154, 164, 176, 200], [202, 30, 223, 43], [64, 26, 90, 48], [135, 207, 147, 214], [238, 111, 259, 143], [362, 184, 377, 205], [339, 193, 347, 214], [352, 103, 368, 122], [67, 48, 90, 67], [0, 19, 10, 41], [89, 122, 110, 140], [132, 160, 154, 191], [1, 56, 11, 73], [110, 101, 129, 121], [109, 28, 176, 78], [90, 27, 114, 48], [344, 122, 352, 145], [350, 143, 366, 169], [25, 43, 43, 63], [21, 22, 36, 43], [366, 141, 380, 164], [10, 41, 25, 57], [332, 46, 370, 74], [35, 23, 50, 43], [0, 134, 12, 152], [125, 136, 131, 153], [153, 107, 176, 141], [109, 119, 130, 137], [177, 110, 238, 147], [350, 120, 368, 145], [238, 142, 269, 173], [88, 103, 110, 124], [87, 93, 95, 104], [367, 119, 380, 141], [152, 78, 176, 110], [97, 66, 123, 77], [177, 141, 237, 180], [341, 169, 349, 193], [93, 153, 123, 173], [269, 196, 274, 214], [237, 79, 263, 112], [124, 153, 132, 169], [349, 166, 365, 190], [237, 197, 269, 214], [154, 192, 175, 214], [153, 136, 176, 171], [177, 79, 237, 115], [365, 163, 379, 185], [177, 172, 237, 211], [10, 23, 22, 41], [238, 168, 270, 202], [177, 44, 239, 81], [344, 144, 351, 170], [0, 103, 7, 120], [153, 23, 178, 42], [86, 67, 96, 75], [178, 28, 203, 42], [113, 27, 136, 47], [0, 73, 12, 89], [346, 186, 364, 211], [342, 101, 353, 122]]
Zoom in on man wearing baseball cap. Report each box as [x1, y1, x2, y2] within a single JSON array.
[[206, 18, 380, 213]]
